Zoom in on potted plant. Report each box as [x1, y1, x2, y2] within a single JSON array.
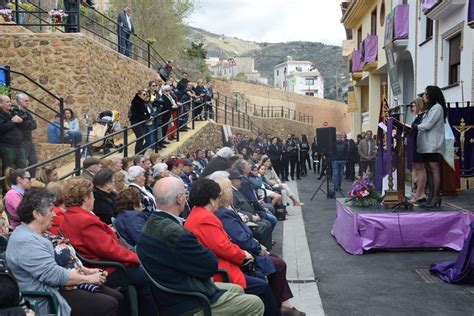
[[48, 8, 68, 24], [0, 85, 12, 97], [0, 8, 13, 22]]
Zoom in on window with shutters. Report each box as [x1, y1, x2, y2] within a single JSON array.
[[448, 33, 461, 85]]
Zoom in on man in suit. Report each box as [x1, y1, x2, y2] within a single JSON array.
[[358, 130, 376, 177], [117, 4, 134, 57]]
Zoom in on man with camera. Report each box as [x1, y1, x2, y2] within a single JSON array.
[[0, 95, 28, 176], [15, 94, 38, 176]]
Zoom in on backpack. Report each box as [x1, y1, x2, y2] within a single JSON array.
[[0, 259, 21, 309]]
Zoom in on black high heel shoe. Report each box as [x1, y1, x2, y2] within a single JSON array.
[[424, 198, 442, 209]]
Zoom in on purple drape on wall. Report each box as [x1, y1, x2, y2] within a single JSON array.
[[352, 50, 362, 72], [361, 35, 378, 67], [422, 0, 440, 12], [394, 4, 409, 39], [469, 0, 474, 28], [448, 104, 474, 177]]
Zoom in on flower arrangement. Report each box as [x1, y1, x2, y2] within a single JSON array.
[[0, 8, 13, 21], [48, 8, 67, 24], [345, 175, 380, 207]]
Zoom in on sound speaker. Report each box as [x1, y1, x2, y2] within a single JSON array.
[[316, 127, 336, 154]]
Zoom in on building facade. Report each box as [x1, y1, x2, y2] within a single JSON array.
[[207, 57, 268, 85], [341, 0, 473, 135], [273, 57, 324, 98]]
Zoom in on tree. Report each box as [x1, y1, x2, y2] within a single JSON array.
[[109, 0, 194, 65]]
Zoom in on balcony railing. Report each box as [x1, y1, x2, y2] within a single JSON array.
[[360, 35, 378, 71], [393, 4, 409, 40]]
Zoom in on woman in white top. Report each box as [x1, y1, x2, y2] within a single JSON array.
[[260, 157, 304, 207]]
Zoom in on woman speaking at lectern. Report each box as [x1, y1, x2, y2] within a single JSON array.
[[412, 86, 447, 208]]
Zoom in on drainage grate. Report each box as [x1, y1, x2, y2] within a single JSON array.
[[414, 269, 444, 284], [287, 278, 318, 284]]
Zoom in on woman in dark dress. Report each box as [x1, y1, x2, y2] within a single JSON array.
[[299, 134, 311, 176], [268, 137, 283, 180], [345, 139, 359, 182], [409, 97, 428, 203], [129, 90, 151, 154]]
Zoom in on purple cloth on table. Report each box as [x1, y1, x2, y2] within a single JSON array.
[[394, 4, 409, 39], [331, 199, 474, 255], [352, 50, 362, 72], [361, 35, 377, 66], [422, 0, 440, 12], [430, 222, 474, 284]]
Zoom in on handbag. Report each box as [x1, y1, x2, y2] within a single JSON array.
[[239, 258, 255, 275]]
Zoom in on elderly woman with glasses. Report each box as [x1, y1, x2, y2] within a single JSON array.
[[6, 189, 123, 316], [128, 166, 156, 213], [129, 89, 152, 155]]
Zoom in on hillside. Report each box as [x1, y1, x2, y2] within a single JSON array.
[[186, 26, 349, 100]]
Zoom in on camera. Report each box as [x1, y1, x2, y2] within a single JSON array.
[[10, 106, 28, 120]]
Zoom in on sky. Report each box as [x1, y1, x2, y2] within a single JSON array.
[[188, 0, 347, 46]]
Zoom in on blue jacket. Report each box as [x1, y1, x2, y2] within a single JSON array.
[[239, 176, 268, 218], [47, 121, 61, 144], [215, 207, 275, 276], [115, 210, 150, 246]]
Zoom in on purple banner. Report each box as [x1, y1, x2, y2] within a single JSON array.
[[422, 0, 440, 12], [351, 50, 362, 72], [448, 103, 474, 177], [469, 0, 474, 28], [394, 4, 409, 39], [361, 35, 378, 67]]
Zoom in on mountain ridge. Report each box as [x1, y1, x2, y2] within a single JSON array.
[[186, 26, 349, 100]]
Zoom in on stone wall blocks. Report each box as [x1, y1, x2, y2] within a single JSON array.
[[0, 39, 12, 48]]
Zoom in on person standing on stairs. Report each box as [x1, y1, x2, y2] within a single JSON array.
[[15, 93, 38, 177], [117, 3, 134, 57]]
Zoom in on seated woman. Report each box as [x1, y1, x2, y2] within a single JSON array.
[[46, 180, 66, 235], [92, 168, 117, 225], [260, 158, 303, 206], [248, 164, 282, 206], [114, 188, 150, 246], [184, 178, 280, 316], [58, 177, 157, 316], [63, 108, 83, 145], [212, 174, 305, 316], [31, 164, 59, 189], [6, 189, 122, 316], [127, 166, 156, 214]]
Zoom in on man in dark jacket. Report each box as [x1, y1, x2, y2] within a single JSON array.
[[117, 4, 134, 57], [0, 95, 27, 175], [331, 132, 348, 195], [15, 93, 37, 176], [136, 177, 264, 315], [200, 147, 234, 178]]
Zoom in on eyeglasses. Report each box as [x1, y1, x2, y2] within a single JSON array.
[[22, 176, 31, 180]]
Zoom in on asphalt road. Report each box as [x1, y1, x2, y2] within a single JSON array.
[[296, 172, 474, 316]]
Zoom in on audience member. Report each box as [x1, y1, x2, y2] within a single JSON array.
[[15, 93, 38, 176], [200, 147, 234, 178], [185, 178, 279, 316], [4, 169, 31, 228], [212, 174, 305, 316], [32, 164, 59, 188], [81, 157, 101, 182], [128, 166, 156, 213], [63, 108, 82, 145], [117, 3, 134, 57], [136, 176, 264, 315], [58, 177, 157, 316], [358, 130, 376, 177], [0, 95, 27, 174], [92, 168, 117, 225], [112, 171, 126, 193], [114, 188, 149, 246], [345, 139, 359, 182], [331, 132, 348, 195], [260, 158, 303, 206], [46, 180, 66, 235], [6, 189, 122, 316], [129, 90, 151, 155]]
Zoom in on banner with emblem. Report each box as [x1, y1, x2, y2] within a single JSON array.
[[448, 103, 473, 177]]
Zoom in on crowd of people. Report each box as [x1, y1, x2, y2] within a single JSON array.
[[0, 140, 307, 315]]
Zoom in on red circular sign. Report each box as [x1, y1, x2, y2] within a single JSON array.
[[323, 121, 328, 127]]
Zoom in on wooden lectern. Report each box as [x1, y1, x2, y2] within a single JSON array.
[[382, 118, 412, 208]]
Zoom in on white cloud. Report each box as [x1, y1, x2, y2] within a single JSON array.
[[188, 0, 346, 45]]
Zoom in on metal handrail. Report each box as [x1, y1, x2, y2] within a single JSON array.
[[2, 66, 65, 142]]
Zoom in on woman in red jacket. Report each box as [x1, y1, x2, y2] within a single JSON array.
[[58, 177, 157, 316], [185, 178, 280, 316]]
